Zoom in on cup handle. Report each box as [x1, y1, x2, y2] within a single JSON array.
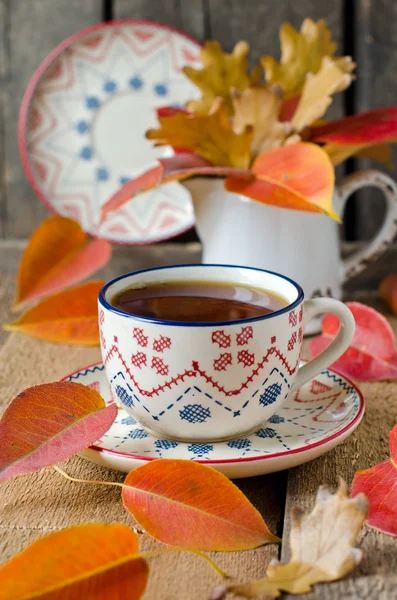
[[292, 298, 355, 390], [336, 170, 397, 282]]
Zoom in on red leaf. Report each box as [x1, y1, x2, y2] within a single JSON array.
[[351, 425, 397, 536], [0, 382, 117, 481], [99, 158, 252, 223], [156, 106, 189, 118], [279, 95, 300, 122], [311, 107, 397, 144], [122, 459, 279, 551], [309, 301, 397, 380]]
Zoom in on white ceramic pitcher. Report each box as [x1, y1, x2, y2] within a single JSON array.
[[184, 170, 397, 334]]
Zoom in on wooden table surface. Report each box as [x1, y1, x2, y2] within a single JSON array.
[[1, 272, 397, 599]]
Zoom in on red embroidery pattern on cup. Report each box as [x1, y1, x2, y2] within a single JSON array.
[[213, 352, 233, 371], [299, 305, 304, 323], [237, 349, 255, 367], [152, 335, 171, 352], [236, 326, 253, 346], [151, 356, 169, 376], [212, 330, 231, 348], [131, 351, 147, 369], [289, 310, 298, 327], [288, 331, 297, 351], [99, 309, 105, 326], [133, 327, 148, 347], [100, 330, 106, 349]]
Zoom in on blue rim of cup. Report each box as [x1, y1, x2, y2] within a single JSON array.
[[98, 264, 304, 327]]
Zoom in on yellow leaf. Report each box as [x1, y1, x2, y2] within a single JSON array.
[[261, 18, 355, 97], [184, 40, 257, 113], [232, 85, 290, 157], [212, 480, 368, 599], [323, 140, 396, 166], [291, 57, 354, 132], [357, 143, 393, 167], [146, 101, 253, 169]]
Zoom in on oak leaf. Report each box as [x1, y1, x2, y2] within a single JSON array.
[[122, 458, 280, 551], [232, 85, 290, 156], [4, 281, 103, 345], [352, 425, 397, 536], [146, 101, 253, 168], [225, 142, 338, 220], [261, 19, 354, 97], [290, 57, 354, 133], [14, 216, 111, 310], [183, 40, 257, 114], [310, 301, 397, 380], [0, 381, 117, 482], [212, 480, 367, 599], [0, 523, 148, 600]]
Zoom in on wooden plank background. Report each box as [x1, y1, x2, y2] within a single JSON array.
[[0, 0, 395, 242]]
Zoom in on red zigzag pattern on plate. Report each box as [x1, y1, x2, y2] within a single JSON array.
[[104, 344, 299, 398]]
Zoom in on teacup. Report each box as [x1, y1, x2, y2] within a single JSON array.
[[98, 265, 354, 442]]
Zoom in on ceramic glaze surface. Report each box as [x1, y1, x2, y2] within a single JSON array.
[[20, 21, 200, 244], [64, 363, 364, 478], [98, 265, 354, 442]]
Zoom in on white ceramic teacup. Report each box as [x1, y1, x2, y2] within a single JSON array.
[[98, 265, 354, 442]]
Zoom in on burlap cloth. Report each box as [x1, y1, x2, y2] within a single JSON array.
[[1, 274, 397, 599]]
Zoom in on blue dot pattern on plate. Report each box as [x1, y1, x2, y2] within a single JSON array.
[[66, 365, 361, 461], [154, 83, 168, 96], [129, 76, 143, 89]]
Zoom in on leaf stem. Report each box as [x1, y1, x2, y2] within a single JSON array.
[[53, 465, 124, 489]]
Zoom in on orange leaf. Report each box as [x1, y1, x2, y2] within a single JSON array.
[[122, 459, 279, 551], [0, 382, 117, 481], [323, 141, 396, 166], [146, 101, 253, 168], [225, 142, 338, 220], [352, 425, 397, 536], [0, 523, 148, 600], [380, 274, 397, 314], [5, 281, 103, 345], [15, 216, 111, 310]]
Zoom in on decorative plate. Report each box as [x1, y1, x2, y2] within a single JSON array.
[[19, 20, 201, 245], [64, 362, 364, 479]]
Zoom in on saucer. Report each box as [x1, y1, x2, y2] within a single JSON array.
[[63, 362, 364, 479], [19, 20, 201, 245]]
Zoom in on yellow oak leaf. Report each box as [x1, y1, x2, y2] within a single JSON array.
[[146, 101, 253, 169], [211, 480, 368, 599], [323, 141, 395, 166], [183, 40, 258, 114], [261, 18, 354, 97], [232, 85, 291, 157], [290, 57, 354, 133]]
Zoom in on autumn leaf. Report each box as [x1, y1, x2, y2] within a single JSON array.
[[146, 100, 253, 169], [311, 107, 397, 144], [352, 425, 397, 536], [225, 142, 338, 220], [357, 143, 394, 167], [0, 381, 117, 482], [212, 480, 367, 599], [310, 301, 397, 380], [183, 40, 257, 114], [261, 18, 354, 97], [99, 156, 253, 224], [4, 281, 103, 345], [122, 459, 279, 551], [14, 216, 111, 310], [290, 57, 354, 133], [0, 523, 148, 600], [231, 85, 290, 156], [380, 274, 397, 314]]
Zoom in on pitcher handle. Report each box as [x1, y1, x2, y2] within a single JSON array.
[[337, 170, 397, 282]]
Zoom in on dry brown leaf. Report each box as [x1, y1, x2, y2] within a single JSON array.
[[146, 101, 253, 169], [232, 85, 290, 157], [261, 18, 354, 97], [324, 141, 395, 166], [290, 57, 354, 133], [184, 40, 257, 113], [211, 480, 368, 599]]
